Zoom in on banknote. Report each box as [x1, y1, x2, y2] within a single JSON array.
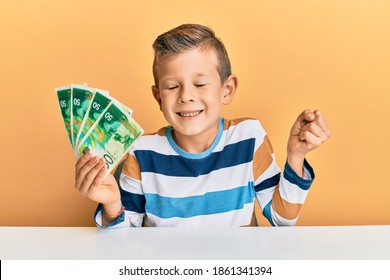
[[55, 86, 73, 146], [71, 84, 95, 147], [56, 83, 143, 173], [121, 103, 133, 116], [76, 100, 143, 177], [76, 88, 112, 149]]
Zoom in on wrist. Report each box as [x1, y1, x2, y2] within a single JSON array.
[[102, 200, 123, 219], [287, 151, 305, 178]]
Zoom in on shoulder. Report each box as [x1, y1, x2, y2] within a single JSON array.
[[223, 117, 267, 137], [222, 118, 269, 152], [142, 127, 167, 137], [129, 125, 171, 153]]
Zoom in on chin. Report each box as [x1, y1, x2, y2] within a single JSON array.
[[173, 126, 204, 137]]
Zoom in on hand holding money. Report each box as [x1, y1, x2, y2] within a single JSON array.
[[55, 84, 143, 178], [75, 152, 124, 225], [75, 152, 119, 204], [56, 84, 142, 224]]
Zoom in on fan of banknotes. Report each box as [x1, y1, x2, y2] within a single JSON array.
[[55, 84, 144, 177]]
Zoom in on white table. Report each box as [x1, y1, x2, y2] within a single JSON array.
[[0, 226, 389, 259]]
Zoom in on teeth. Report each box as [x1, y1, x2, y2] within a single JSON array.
[[180, 111, 201, 117]]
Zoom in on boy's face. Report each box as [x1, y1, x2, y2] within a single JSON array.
[[152, 47, 236, 146]]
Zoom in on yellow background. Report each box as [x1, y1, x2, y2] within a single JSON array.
[[0, 0, 389, 226]]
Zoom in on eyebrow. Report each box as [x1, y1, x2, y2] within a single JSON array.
[[160, 73, 211, 82], [193, 73, 210, 78]]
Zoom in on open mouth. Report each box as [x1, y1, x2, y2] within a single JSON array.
[[177, 110, 203, 117]]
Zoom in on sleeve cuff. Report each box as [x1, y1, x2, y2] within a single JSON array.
[[284, 158, 315, 191], [94, 203, 125, 228]]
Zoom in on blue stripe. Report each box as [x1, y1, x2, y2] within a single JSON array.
[[144, 184, 255, 219], [134, 138, 255, 177], [262, 200, 275, 226], [120, 189, 146, 214], [166, 118, 224, 159], [283, 159, 314, 190], [114, 162, 145, 213], [254, 173, 281, 192]]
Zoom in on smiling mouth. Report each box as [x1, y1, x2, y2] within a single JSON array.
[[177, 110, 203, 117]]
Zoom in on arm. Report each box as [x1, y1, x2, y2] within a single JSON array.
[[254, 138, 314, 226], [95, 151, 146, 228], [253, 134, 312, 226], [254, 111, 330, 226], [75, 149, 146, 228]]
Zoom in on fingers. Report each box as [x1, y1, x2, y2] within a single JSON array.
[[289, 109, 331, 156], [296, 109, 316, 128], [79, 159, 106, 195], [75, 153, 93, 187], [300, 131, 324, 150], [75, 154, 106, 196], [299, 129, 325, 149], [299, 111, 331, 149], [313, 110, 332, 138], [75, 152, 92, 177], [297, 109, 331, 136], [300, 121, 326, 139]]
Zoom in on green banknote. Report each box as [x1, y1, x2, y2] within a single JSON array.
[[76, 89, 112, 148], [55, 86, 73, 146], [71, 84, 95, 147], [121, 103, 133, 116], [77, 101, 143, 177]]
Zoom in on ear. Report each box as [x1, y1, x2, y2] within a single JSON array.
[[222, 74, 238, 105], [151, 85, 162, 111]]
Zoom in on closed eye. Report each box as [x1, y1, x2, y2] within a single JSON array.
[[195, 84, 206, 88], [167, 86, 178, 90]]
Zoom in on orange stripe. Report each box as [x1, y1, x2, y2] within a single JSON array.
[[223, 117, 254, 130], [110, 154, 128, 175], [122, 154, 141, 180], [142, 127, 166, 137], [252, 135, 274, 179], [253, 199, 262, 226], [272, 186, 302, 220], [156, 127, 166, 136], [247, 200, 261, 226]]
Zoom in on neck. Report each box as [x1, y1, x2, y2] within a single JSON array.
[[171, 120, 221, 154], [173, 133, 214, 154]]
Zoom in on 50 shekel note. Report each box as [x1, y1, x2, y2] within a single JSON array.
[[76, 100, 143, 177], [71, 84, 95, 148], [55, 86, 73, 146], [76, 88, 112, 149]]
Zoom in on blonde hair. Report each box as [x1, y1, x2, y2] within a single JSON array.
[[152, 23, 232, 87]]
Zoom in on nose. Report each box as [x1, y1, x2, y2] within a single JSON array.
[[178, 85, 195, 103]]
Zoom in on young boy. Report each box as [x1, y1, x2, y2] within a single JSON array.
[[75, 24, 331, 227]]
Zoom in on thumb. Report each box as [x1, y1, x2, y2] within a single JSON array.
[[295, 109, 315, 128]]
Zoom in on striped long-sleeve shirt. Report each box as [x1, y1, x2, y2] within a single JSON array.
[[95, 118, 314, 227]]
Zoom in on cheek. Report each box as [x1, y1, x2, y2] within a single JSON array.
[[207, 94, 224, 106], [160, 98, 175, 116], [159, 95, 172, 107]]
